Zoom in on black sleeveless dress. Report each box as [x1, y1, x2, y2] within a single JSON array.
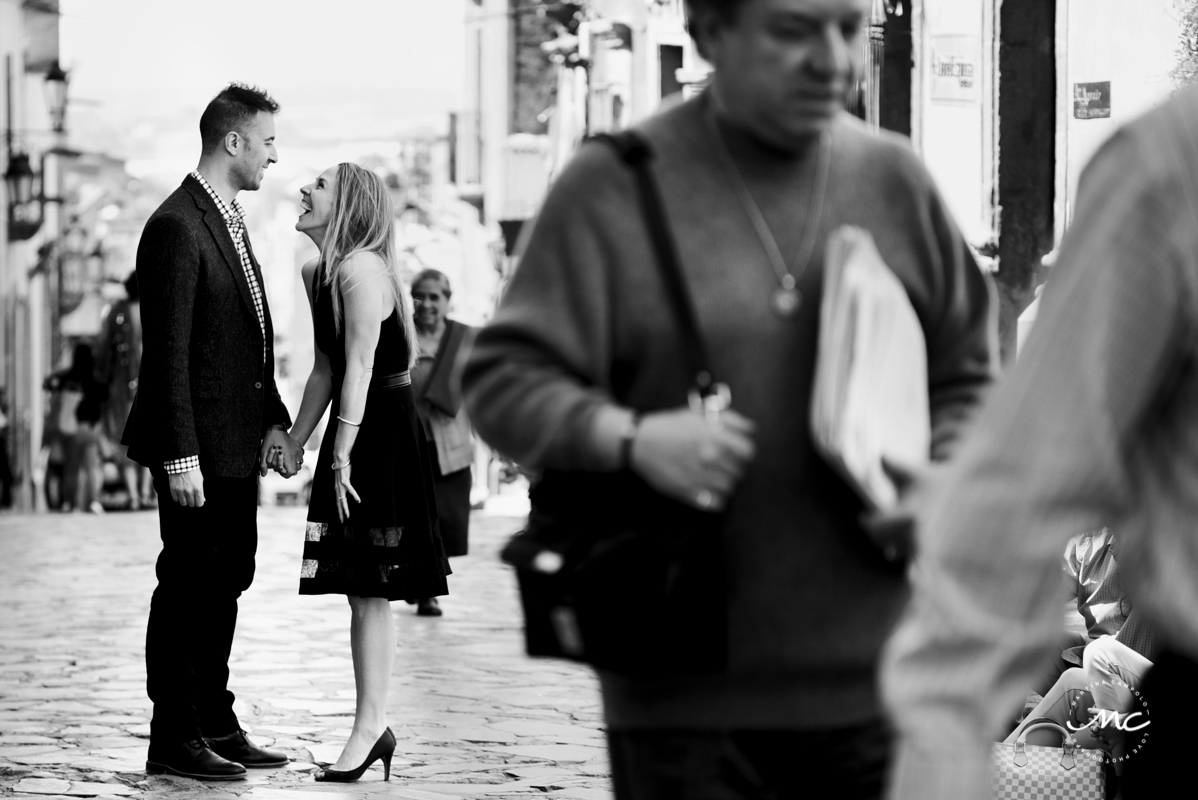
[[299, 270, 450, 600]]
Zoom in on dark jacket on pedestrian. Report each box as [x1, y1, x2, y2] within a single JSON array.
[[122, 175, 291, 476]]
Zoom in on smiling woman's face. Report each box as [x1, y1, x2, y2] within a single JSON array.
[[296, 165, 339, 238], [412, 277, 450, 333]]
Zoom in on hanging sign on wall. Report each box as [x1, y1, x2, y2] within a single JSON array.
[[930, 35, 981, 104], [1073, 82, 1112, 119]]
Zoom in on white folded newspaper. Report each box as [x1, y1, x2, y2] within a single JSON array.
[[810, 226, 930, 511]]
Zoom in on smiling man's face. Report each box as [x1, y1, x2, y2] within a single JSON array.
[[697, 0, 867, 148], [233, 110, 277, 192]]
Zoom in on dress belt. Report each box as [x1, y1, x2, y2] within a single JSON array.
[[374, 370, 411, 389]]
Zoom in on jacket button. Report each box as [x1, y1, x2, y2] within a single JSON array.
[[254, 381, 263, 389]]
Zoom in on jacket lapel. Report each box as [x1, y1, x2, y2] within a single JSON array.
[[186, 179, 263, 342]]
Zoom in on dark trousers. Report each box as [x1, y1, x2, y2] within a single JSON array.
[[607, 722, 892, 800], [145, 472, 258, 743], [1120, 647, 1195, 799]]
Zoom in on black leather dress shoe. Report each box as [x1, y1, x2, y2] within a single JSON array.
[[146, 738, 246, 781], [207, 729, 289, 768]]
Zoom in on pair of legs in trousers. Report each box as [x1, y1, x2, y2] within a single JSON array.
[[1009, 636, 1152, 758], [145, 472, 258, 743], [607, 721, 891, 800]]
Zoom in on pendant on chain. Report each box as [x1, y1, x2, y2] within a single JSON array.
[[771, 286, 801, 317], [771, 275, 801, 318]]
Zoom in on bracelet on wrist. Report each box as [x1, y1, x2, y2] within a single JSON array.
[[336, 416, 361, 428], [618, 411, 642, 471], [332, 461, 350, 471]]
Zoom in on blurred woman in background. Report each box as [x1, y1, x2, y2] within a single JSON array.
[[409, 268, 475, 617]]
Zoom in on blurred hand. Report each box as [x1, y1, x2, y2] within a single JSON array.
[[858, 457, 929, 563], [629, 406, 756, 512], [261, 429, 304, 478], [168, 468, 205, 508], [334, 463, 361, 523]]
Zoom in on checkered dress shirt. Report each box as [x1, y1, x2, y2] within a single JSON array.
[[163, 172, 268, 476], [882, 87, 1198, 799]]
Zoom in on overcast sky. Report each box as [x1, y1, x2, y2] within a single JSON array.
[[60, 0, 467, 182]]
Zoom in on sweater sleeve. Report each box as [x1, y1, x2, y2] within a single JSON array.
[[463, 143, 632, 471], [916, 160, 998, 461]]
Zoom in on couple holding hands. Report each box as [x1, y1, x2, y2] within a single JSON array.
[[121, 83, 451, 782]]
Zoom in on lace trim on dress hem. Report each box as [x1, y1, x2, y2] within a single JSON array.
[[305, 520, 403, 547]]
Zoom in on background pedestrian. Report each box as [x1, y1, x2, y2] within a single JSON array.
[[98, 271, 153, 509], [410, 268, 476, 617], [45, 344, 107, 514]]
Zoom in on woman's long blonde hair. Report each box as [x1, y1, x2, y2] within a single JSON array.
[[319, 162, 417, 369]]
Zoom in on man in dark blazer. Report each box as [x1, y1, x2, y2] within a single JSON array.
[[123, 83, 303, 781]]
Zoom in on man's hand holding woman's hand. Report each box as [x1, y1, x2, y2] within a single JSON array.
[[628, 406, 756, 512], [260, 428, 305, 478]]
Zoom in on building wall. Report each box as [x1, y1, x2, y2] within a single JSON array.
[[1055, 0, 1180, 238], [459, 0, 511, 201], [1, 0, 61, 510], [511, 0, 558, 135], [913, 0, 999, 250]]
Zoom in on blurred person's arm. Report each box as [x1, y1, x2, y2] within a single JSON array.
[[462, 142, 755, 509], [916, 166, 1000, 461], [882, 124, 1195, 799], [463, 144, 621, 471]]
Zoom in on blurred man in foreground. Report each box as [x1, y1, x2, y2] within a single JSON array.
[[465, 0, 994, 796]]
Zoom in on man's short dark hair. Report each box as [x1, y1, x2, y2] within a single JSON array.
[[199, 83, 279, 152], [685, 0, 747, 27]]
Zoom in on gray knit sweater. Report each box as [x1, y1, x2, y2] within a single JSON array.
[[463, 93, 995, 729]]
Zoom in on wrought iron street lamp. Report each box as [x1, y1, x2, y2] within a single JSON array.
[[4, 146, 80, 241], [44, 61, 69, 135], [4, 151, 35, 207], [5, 59, 74, 240]]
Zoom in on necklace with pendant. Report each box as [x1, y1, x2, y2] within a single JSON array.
[[705, 111, 832, 319]]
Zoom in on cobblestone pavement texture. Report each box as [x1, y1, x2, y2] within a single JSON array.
[[0, 497, 612, 800]]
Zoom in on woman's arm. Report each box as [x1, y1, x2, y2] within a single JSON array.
[[333, 252, 393, 519], [288, 259, 334, 447]]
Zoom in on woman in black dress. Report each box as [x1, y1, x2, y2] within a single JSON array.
[[279, 162, 449, 782]]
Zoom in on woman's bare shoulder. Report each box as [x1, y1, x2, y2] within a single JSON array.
[[337, 251, 390, 293]]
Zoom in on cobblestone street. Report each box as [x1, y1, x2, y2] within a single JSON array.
[[0, 497, 611, 800]]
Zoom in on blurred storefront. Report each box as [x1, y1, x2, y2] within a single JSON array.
[[1, 0, 150, 512], [908, 0, 1181, 358], [456, 0, 1185, 362], [2, 0, 67, 511]]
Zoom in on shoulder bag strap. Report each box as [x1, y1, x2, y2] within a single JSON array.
[[590, 131, 718, 395]]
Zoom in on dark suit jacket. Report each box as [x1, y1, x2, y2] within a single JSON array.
[[122, 175, 291, 477]]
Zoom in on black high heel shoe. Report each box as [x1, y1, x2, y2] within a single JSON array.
[[314, 728, 396, 782]]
